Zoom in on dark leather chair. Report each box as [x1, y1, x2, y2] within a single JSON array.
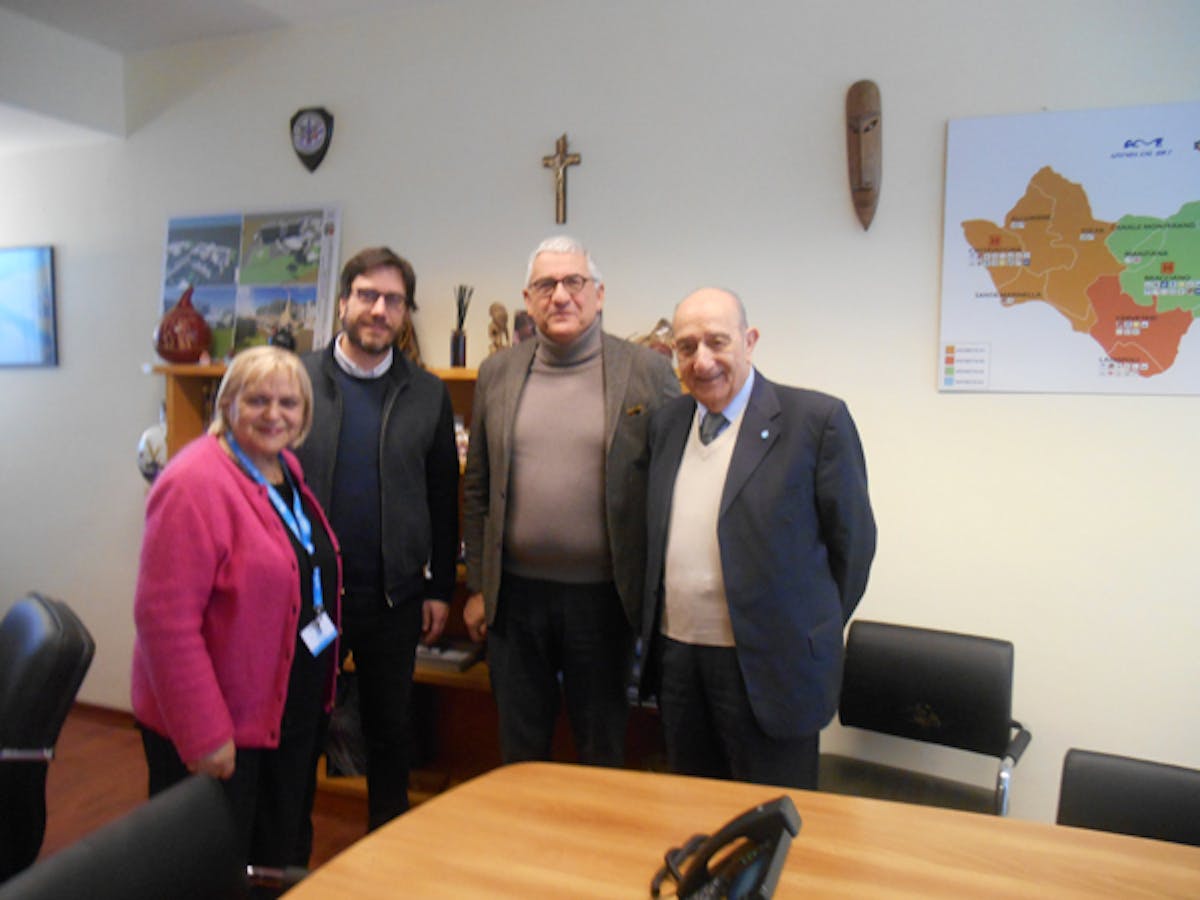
[[818, 620, 1032, 815], [0, 774, 247, 900], [0, 593, 95, 880], [1056, 748, 1200, 846]]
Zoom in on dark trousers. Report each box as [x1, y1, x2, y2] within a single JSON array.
[[340, 599, 423, 830], [140, 718, 325, 871], [657, 637, 820, 789], [486, 574, 632, 766]]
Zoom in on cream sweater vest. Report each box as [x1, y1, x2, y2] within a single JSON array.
[[662, 410, 739, 646]]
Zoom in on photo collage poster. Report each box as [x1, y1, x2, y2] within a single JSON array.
[[161, 208, 341, 358]]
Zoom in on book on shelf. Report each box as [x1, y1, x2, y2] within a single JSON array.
[[415, 638, 483, 672]]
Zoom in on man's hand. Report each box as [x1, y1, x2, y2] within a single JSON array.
[[421, 599, 450, 645], [464, 592, 487, 642], [188, 739, 236, 780]]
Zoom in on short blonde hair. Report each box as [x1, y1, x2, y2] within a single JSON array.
[[207, 346, 314, 446]]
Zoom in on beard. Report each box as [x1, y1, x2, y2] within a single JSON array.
[[342, 312, 399, 356]]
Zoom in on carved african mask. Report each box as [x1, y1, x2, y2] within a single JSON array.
[[846, 80, 882, 230]]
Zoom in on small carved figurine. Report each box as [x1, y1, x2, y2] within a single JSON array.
[[512, 310, 536, 345], [269, 326, 297, 352], [631, 317, 674, 358], [397, 316, 423, 366], [488, 302, 510, 355]]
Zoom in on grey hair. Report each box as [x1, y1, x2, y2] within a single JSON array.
[[524, 235, 603, 286]]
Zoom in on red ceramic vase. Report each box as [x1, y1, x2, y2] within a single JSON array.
[[155, 285, 212, 363]]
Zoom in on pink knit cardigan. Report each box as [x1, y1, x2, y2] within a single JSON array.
[[131, 435, 341, 764]]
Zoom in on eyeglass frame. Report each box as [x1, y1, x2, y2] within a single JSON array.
[[525, 274, 594, 300], [350, 286, 409, 310]]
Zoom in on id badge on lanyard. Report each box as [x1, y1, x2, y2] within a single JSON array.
[[227, 435, 336, 657]]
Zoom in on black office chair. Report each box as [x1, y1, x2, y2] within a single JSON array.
[[0, 593, 95, 880], [1056, 748, 1200, 846], [0, 774, 248, 900], [818, 619, 1032, 815]]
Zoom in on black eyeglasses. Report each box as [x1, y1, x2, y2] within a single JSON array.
[[527, 275, 592, 299], [352, 287, 407, 309]]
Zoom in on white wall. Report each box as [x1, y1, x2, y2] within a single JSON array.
[[1, 0, 1197, 822]]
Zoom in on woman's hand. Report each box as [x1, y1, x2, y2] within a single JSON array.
[[188, 739, 236, 780]]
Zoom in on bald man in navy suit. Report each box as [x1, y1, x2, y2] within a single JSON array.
[[637, 287, 876, 789]]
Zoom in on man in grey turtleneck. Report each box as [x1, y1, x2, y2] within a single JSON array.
[[462, 236, 679, 765]]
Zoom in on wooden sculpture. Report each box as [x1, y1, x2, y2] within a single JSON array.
[[846, 80, 882, 230], [542, 133, 581, 224]]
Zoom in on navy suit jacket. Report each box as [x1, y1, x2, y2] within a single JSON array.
[[639, 371, 876, 739]]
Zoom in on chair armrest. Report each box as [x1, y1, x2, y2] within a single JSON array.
[[1005, 722, 1032, 766], [0, 747, 55, 762], [247, 864, 308, 890], [994, 723, 1032, 816]]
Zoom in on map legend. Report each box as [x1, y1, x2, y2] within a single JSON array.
[[942, 343, 990, 390]]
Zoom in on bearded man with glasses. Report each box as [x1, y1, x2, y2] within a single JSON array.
[[295, 246, 459, 831], [463, 235, 679, 767]]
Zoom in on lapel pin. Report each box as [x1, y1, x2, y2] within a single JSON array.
[[761, 429, 769, 439]]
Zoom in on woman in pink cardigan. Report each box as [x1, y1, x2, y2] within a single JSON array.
[[131, 345, 341, 873]]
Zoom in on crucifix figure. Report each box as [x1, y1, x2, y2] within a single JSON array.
[[542, 133, 581, 224]]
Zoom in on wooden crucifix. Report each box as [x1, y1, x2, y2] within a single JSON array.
[[542, 133, 581, 224]]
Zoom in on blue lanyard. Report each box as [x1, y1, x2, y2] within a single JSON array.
[[226, 435, 325, 613]]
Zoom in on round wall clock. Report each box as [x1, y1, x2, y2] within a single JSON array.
[[291, 107, 334, 172]]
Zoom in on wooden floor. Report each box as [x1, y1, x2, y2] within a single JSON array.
[[40, 705, 368, 869]]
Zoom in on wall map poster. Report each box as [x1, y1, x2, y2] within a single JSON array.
[[161, 207, 341, 358], [939, 102, 1200, 394]]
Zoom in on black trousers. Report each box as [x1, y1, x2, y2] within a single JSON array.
[[339, 599, 423, 830], [486, 574, 633, 766], [140, 717, 326, 871], [656, 637, 820, 790]]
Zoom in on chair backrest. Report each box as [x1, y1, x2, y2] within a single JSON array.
[[838, 620, 1016, 758], [0, 775, 247, 900], [1056, 748, 1200, 847], [0, 593, 96, 754], [0, 594, 96, 880]]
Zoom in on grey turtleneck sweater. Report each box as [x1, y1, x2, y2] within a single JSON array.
[[502, 317, 611, 584]]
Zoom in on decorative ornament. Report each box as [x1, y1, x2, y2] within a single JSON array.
[[542, 133, 581, 224], [397, 317, 423, 366], [291, 107, 334, 172], [630, 318, 674, 359], [512, 310, 535, 344], [268, 326, 297, 352], [137, 405, 168, 483], [846, 80, 882, 230], [154, 284, 212, 363], [451, 285, 473, 367], [487, 302, 510, 356]]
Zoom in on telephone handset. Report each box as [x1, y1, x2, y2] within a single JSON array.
[[650, 795, 801, 899]]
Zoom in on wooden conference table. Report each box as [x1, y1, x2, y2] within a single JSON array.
[[287, 762, 1200, 898]]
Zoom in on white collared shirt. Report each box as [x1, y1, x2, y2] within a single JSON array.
[[333, 333, 394, 379]]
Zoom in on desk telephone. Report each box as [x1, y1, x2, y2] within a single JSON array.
[[650, 795, 800, 899]]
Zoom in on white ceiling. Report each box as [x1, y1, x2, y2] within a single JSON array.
[[0, 0, 397, 54], [0, 0, 396, 154]]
